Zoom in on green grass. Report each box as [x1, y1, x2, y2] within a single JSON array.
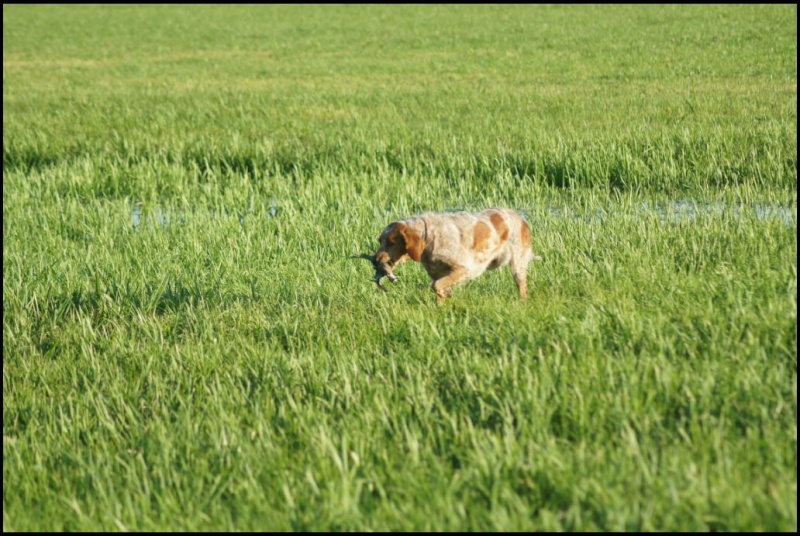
[[3, 4, 797, 532]]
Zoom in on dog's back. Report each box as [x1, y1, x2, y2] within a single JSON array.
[[405, 208, 533, 271]]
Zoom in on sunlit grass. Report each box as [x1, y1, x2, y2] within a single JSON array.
[[3, 4, 797, 532]]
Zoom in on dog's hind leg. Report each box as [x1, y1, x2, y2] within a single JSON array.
[[511, 218, 538, 300], [510, 255, 531, 300]]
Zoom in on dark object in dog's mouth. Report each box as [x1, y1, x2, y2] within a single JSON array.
[[352, 253, 398, 292], [374, 271, 398, 292]]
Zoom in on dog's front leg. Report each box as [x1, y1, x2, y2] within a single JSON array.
[[431, 268, 470, 303]]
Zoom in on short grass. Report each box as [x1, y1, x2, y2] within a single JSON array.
[[3, 4, 797, 531]]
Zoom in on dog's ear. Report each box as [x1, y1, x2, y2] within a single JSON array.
[[400, 225, 424, 262], [379, 222, 400, 246]]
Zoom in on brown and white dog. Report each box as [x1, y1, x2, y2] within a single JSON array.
[[359, 208, 541, 301]]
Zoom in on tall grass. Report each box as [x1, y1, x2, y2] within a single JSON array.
[[3, 4, 797, 531]]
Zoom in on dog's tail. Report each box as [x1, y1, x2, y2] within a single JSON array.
[[530, 251, 543, 262]]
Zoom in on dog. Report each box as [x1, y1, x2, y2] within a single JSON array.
[[358, 208, 541, 301]]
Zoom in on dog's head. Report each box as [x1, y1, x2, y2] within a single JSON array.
[[375, 221, 424, 277], [356, 222, 424, 291]]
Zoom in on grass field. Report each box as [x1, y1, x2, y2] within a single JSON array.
[[3, 4, 797, 531]]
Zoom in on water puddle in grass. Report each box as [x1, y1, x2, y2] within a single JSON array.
[[131, 198, 279, 229], [131, 199, 795, 229], [131, 204, 172, 228], [131, 204, 171, 228], [531, 200, 795, 227], [643, 200, 794, 226]]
